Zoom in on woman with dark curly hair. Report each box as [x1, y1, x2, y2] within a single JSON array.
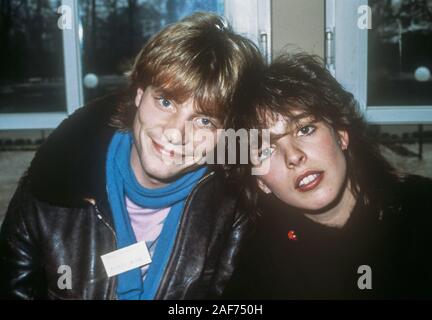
[[224, 53, 432, 299]]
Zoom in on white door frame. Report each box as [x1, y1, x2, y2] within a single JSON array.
[[225, 0, 272, 64]]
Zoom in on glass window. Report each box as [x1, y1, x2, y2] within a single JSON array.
[[368, 0, 432, 107], [0, 0, 66, 113], [78, 0, 224, 102], [327, 0, 432, 123], [0, 0, 270, 129]]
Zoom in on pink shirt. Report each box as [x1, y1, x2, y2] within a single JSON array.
[[125, 196, 171, 243], [126, 196, 171, 278]]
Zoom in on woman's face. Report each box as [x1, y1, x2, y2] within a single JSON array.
[[253, 111, 350, 212]]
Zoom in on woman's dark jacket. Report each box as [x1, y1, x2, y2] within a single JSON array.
[[224, 175, 432, 299], [0, 94, 249, 300]]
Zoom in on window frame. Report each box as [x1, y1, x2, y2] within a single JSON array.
[[0, 0, 271, 130], [0, 0, 82, 130], [326, 0, 432, 124]]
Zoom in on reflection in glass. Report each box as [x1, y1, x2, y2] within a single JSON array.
[[368, 0, 432, 106], [0, 0, 66, 113], [78, 0, 224, 102]]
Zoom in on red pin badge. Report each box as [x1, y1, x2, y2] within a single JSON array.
[[287, 230, 298, 241]]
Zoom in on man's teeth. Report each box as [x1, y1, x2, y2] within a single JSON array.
[[299, 173, 320, 187]]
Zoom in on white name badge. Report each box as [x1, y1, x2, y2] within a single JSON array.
[[101, 241, 152, 277]]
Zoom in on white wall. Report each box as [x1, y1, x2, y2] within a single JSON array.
[[271, 0, 325, 58]]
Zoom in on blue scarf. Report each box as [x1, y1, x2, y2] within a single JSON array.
[[106, 131, 207, 300]]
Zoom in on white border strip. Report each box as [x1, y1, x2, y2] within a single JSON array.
[[62, 0, 84, 115], [0, 113, 68, 130]]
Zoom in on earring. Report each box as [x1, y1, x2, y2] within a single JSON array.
[[341, 142, 347, 151]]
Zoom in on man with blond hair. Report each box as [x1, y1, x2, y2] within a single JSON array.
[[0, 13, 263, 300]]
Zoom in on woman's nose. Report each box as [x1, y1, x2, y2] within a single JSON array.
[[283, 142, 306, 168]]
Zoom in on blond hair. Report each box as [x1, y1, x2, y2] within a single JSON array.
[[111, 12, 263, 129]]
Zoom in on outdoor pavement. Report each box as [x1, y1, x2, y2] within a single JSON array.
[[0, 151, 35, 224]]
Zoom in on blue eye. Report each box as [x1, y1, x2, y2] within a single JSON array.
[[201, 118, 210, 126], [159, 97, 172, 108], [196, 117, 214, 128], [258, 147, 275, 162]]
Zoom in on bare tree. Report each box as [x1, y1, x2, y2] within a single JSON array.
[[127, 0, 137, 51]]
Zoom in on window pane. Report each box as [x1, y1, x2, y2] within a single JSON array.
[[78, 0, 224, 102], [368, 0, 432, 106], [0, 0, 66, 113]]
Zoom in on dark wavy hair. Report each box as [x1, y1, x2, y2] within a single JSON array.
[[226, 53, 401, 216]]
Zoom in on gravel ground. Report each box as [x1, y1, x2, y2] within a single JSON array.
[[1, 144, 431, 226], [380, 143, 432, 178], [0, 151, 34, 224]]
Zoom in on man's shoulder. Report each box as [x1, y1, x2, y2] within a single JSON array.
[[25, 92, 123, 207], [33, 92, 122, 157], [49, 92, 121, 137]]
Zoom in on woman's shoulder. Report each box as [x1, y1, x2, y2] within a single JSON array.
[[376, 174, 432, 231], [397, 174, 432, 203], [388, 174, 432, 231], [399, 174, 432, 187]]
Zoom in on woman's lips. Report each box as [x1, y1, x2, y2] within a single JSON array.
[[295, 171, 324, 192]]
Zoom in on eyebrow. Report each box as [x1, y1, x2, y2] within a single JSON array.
[[269, 132, 287, 143], [151, 86, 184, 102], [252, 132, 286, 150], [152, 85, 222, 123], [194, 111, 217, 118], [290, 111, 313, 122], [265, 113, 316, 144], [193, 110, 223, 124], [150, 89, 169, 101]]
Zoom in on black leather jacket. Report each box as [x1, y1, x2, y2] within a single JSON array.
[[0, 94, 249, 300]]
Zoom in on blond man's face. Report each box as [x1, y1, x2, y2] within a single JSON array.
[[130, 86, 223, 187]]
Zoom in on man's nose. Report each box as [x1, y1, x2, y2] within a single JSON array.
[[163, 113, 190, 145]]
